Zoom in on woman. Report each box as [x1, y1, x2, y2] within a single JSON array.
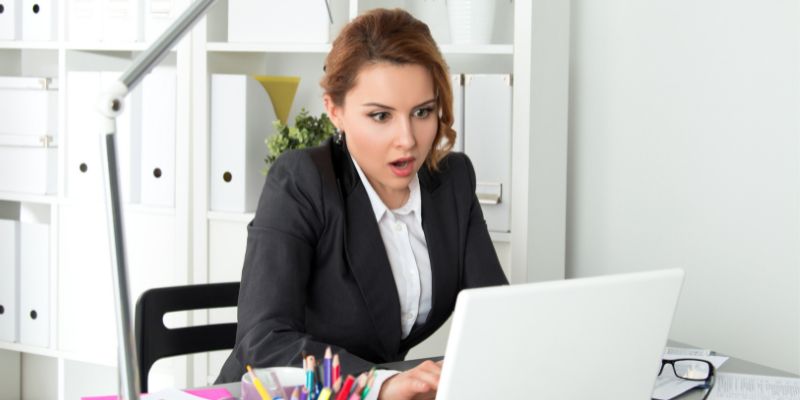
[[217, 8, 508, 399]]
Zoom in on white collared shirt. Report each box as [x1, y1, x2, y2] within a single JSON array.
[[351, 158, 433, 339]]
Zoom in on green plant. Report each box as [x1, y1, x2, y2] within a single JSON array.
[[264, 108, 335, 173]]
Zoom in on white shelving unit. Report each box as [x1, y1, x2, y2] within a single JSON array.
[[0, 0, 570, 397], [0, 1, 194, 398]]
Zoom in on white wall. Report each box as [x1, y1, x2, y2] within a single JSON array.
[[567, 0, 800, 373]]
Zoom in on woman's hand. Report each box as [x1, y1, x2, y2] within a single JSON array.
[[378, 360, 443, 400]]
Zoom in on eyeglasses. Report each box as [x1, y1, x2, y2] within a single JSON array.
[[658, 358, 716, 399]]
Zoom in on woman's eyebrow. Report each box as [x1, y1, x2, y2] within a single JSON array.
[[361, 98, 436, 109], [362, 102, 395, 110]]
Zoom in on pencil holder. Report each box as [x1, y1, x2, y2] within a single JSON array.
[[241, 367, 305, 400]]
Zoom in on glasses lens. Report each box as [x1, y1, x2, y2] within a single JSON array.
[[673, 360, 711, 380]]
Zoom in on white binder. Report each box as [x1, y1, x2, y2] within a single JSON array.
[[464, 74, 512, 233], [228, 0, 330, 44], [139, 67, 176, 207], [0, 219, 18, 342], [144, 0, 187, 42], [450, 73, 465, 152], [66, 71, 104, 202], [101, 0, 141, 42], [67, 0, 102, 42], [0, 0, 22, 41], [18, 221, 49, 348], [21, 0, 57, 41], [64, 70, 135, 203], [210, 74, 277, 213]]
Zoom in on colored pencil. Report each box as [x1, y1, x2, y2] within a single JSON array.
[[317, 387, 332, 400], [323, 346, 333, 388], [290, 387, 300, 400], [360, 369, 377, 399], [306, 355, 316, 400], [270, 370, 287, 400], [332, 354, 341, 385], [351, 373, 367, 396], [246, 365, 272, 400], [332, 376, 343, 393], [335, 375, 355, 400]]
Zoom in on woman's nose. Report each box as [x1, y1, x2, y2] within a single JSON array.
[[394, 118, 416, 148]]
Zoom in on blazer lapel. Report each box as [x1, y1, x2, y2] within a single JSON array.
[[402, 163, 460, 348], [335, 141, 403, 357]]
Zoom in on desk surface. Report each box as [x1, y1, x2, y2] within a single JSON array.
[[215, 343, 795, 399]]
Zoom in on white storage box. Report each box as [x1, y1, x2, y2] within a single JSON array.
[[144, 0, 188, 41], [0, 76, 58, 139], [102, 0, 142, 42], [228, 0, 331, 44], [67, 0, 101, 42]]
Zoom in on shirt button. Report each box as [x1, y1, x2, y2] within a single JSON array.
[[394, 223, 403, 232]]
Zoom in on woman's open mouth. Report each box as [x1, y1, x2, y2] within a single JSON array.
[[389, 157, 415, 177]]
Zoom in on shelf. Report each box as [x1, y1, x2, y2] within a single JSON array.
[[205, 42, 513, 55], [489, 231, 511, 243], [0, 342, 117, 367], [124, 204, 177, 216], [64, 42, 151, 52], [439, 44, 514, 55], [207, 211, 255, 223], [0, 41, 60, 50], [206, 42, 332, 53], [0, 342, 61, 359], [56, 349, 117, 368], [0, 192, 58, 204]]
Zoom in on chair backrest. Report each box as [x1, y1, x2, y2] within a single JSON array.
[[134, 282, 239, 392]]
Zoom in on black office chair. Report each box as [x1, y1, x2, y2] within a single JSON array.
[[134, 282, 240, 392]]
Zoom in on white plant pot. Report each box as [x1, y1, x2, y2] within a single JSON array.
[[446, 0, 496, 45]]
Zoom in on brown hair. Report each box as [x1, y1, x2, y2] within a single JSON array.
[[321, 8, 454, 170]]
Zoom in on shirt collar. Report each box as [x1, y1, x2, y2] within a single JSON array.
[[351, 157, 422, 224]]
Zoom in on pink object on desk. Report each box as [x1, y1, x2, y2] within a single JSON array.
[[81, 387, 233, 400]]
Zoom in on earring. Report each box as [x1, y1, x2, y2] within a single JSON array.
[[334, 128, 344, 144]]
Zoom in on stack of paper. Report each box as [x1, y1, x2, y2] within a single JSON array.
[[707, 373, 800, 400], [652, 347, 729, 400]]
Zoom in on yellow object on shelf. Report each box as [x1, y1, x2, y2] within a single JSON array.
[[254, 76, 301, 124]]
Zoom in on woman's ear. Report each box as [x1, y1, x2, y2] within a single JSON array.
[[323, 94, 343, 130]]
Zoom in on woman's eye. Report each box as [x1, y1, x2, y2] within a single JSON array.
[[369, 111, 390, 122], [414, 107, 433, 118]]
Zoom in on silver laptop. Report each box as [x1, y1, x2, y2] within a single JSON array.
[[436, 269, 685, 400]]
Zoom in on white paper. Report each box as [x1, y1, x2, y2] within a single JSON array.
[[664, 346, 713, 357], [707, 373, 800, 400], [142, 388, 206, 400], [652, 349, 729, 400]]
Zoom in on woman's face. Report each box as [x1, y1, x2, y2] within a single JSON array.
[[325, 62, 438, 207]]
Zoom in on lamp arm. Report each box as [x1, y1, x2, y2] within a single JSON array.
[[96, 0, 219, 398]]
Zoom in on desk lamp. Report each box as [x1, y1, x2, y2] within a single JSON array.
[[97, 0, 218, 398]]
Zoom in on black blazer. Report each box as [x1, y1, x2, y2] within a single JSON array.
[[217, 138, 508, 383]]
